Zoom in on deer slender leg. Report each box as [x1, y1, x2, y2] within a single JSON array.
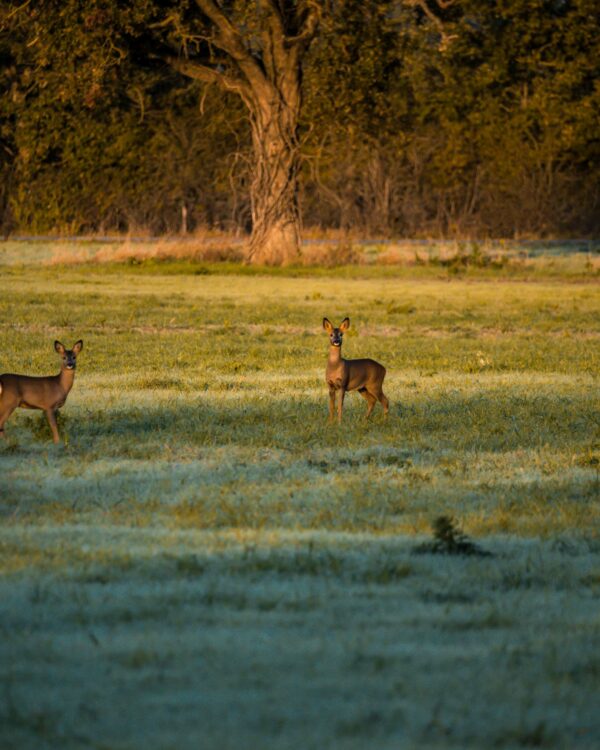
[[359, 388, 377, 419], [378, 390, 390, 416], [337, 389, 346, 423], [45, 409, 60, 444], [0, 402, 18, 439], [328, 388, 336, 423]]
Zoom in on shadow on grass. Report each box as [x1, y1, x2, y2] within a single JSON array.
[[1, 386, 595, 534], [0, 531, 423, 583], [33, 387, 594, 454]]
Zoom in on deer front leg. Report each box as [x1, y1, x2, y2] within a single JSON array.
[[337, 389, 346, 424], [45, 409, 60, 444], [328, 387, 336, 423], [0, 402, 18, 440]]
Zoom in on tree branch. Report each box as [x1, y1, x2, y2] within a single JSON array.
[[285, 1, 320, 50], [164, 55, 252, 101], [260, 0, 320, 54], [194, 0, 242, 41], [194, 0, 271, 95], [405, 0, 458, 51], [263, 0, 286, 38], [258, 0, 285, 82]]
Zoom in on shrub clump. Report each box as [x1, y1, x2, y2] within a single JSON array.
[[414, 515, 492, 557]]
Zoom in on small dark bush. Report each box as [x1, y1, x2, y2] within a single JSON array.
[[414, 515, 492, 557]]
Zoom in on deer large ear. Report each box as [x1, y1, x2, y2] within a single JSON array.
[[54, 341, 65, 355], [339, 317, 350, 332], [72, 340, 83, 355], [323, 318, 333, 333]]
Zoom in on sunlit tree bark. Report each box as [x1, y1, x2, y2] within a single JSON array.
[[167, 1, 319, 264]]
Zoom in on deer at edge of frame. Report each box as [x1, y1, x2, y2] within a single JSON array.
[[0, 340, 83, 444]]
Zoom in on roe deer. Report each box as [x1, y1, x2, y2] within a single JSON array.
[[323, 317, 389, 423], [0, 340, 83, 444]]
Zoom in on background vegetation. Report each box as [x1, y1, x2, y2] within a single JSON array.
[[1, 0, 599, 239]]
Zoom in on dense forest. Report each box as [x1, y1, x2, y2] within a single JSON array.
[[1, 1, 599, 256]]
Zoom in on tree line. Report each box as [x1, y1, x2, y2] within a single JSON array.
[[1, 1, 599, 263]]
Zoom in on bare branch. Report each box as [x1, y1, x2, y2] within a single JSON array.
[[2, 0, 33, 25], [258, 0, 286, 82], [286, 2, 320, 50], [405, 0, 458, 51], [263, 0, 286, 38], [194, 0, 242, 39], [194, 0, 270, 94], [164, 55, 252, 100], [259, 0, 320, 53]]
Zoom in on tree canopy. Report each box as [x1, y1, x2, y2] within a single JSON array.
[[1, 0, 599, 243]]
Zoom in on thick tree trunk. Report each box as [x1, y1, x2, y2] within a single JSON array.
[[166, 2, 319, 264], [247, 104, 301, 265]]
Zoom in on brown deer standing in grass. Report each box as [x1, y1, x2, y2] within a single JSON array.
[[323, 318, 389, 423], [0, 340, 83, 444]]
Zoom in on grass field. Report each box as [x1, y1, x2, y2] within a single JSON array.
[[1, 246, 599, 748]]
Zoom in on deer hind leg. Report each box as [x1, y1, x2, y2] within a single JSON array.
[[45, 409, 60, 444], [358, 387, 377, 419], [378, 389, 390, 416], [369, 383, 389, 416]]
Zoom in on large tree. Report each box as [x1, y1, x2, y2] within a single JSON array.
[[159, 1, 320, 263], [3, 0, 320, 263], [3, 1, 598, 243]]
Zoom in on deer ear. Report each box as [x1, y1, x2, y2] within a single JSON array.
[[339, 317, 350, 332], [323, 318, 333, 333], [72, 340, 83, 355], [54, 341, 65, 355]]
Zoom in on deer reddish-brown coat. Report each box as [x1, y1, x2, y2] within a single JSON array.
[[323, 318, 389, 423], [0, 340, 83, 444]]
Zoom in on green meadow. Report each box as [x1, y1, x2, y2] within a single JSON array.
[[1, 249, 599, 749]]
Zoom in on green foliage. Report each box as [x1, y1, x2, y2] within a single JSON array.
[[302, 0, 600, 237], [1, 0, 599, 234], [1, 0, 249, 233]]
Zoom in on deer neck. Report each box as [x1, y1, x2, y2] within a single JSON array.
[[328, 344, 343, 367], [58, 367, 76, 394]]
